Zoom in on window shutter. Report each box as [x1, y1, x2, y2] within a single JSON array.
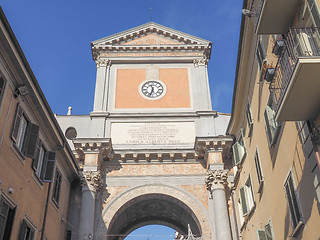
[[254, 151, 263, 185], [285, 175, 301, 228], [245, 184, 254, 212], [0, 77, 5, 101], [246, 101, 253, 127], [232, 142, 245, 165], [18, 220, 27, 240], [256, 37, 266, 69], [264, 223, 273, 240], [23, 123, 40, 159], [11, 105, 23, 142], [42, 151, 56, 182], [264, 106, 277, 146], [257, 230, 267, 240], [239, 187, 248, 216], [32, 139, 42, 171], [0, 200, 9, 238], [53, 170, 62, 205]]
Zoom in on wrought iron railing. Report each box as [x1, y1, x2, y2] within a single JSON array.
[[270, 28, 320, 116], [250, 0, 265, 31]]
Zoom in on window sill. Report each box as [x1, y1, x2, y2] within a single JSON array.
[[50, 198, 60, 211], [10, 143, 25, 164], [31, 172, 44, 191]]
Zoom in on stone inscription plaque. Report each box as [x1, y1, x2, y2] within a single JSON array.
[[111, 122, 195, 146]]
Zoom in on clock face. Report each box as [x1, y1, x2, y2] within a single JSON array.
[[141, 81, 164, 98]]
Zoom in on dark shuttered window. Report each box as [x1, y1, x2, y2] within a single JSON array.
[[19, 219, 35, 240], [0, 197, 15, 240], [52, 169, 62, 206], [43, 151, 56, 182], [11, 104, 39, 158], [284, 173, 302, 229]]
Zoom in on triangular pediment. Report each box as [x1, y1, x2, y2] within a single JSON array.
[[121, 34, 180, 46], [91, 22, 211, 47]]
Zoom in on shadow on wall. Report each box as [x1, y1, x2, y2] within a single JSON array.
[[269, 122, 285, 169], [283, 132, 320, 239]]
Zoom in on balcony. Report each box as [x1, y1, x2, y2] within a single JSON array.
[[270, 28, 320, 121], [251, 0, 299, 34]]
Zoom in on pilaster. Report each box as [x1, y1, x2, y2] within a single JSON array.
[[93, 57, 111, 112]]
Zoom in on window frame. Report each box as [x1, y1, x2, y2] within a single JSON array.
[[32, 140, 47, 180], [52, 169, 62, 207], [254, 148, 264, 192], [246, 99, 254, 130], [256, 219, 275, 240], [19, 218, 35, 240], [284, 171, 304, 236], [0, 76, 6, 109], [264, 94, 281, 147], [0, 195, 16, 240], [11, 104, 40, 159], [256, 35, 267, 70], [232, 129, 247, 166], [239, 174, 255, 218]]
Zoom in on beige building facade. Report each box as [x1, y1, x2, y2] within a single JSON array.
[[2, 1, 320, 239], [0, 8, 79, 240], [227, 0, 320, 239]]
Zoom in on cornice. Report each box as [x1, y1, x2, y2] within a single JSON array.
[[91, 22, 211, 46], [91, 22, 212, 60]]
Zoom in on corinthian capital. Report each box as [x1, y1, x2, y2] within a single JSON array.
[[205, 170, 228, 191], [80, 171, 103, 191], [193, 57, 208, 67], [95, 58, 111, 68]]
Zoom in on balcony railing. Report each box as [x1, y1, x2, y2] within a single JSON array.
[[270, 28, 320, 119]]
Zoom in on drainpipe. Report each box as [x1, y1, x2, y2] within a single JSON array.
[[40, 183, 51, 240], [307, 121, 320, 170]]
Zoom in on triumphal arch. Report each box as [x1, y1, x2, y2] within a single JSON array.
[[57, 22, 235, 240]]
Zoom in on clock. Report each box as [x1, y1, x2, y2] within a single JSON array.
[[139, 80, 166, 100]]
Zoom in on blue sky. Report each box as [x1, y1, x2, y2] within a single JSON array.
[[1, 1, 242, 238], [1, 0, 242, 115], [125, 225, 175, 240]]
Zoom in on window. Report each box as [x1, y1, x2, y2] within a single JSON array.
[[19, 219, 35, 240], [256, 36, 266, 69], [52, 169, 62, 206], [32, 140, 57, 183], [254, 148, 264, 192], [284, 172, 304, 234], [0, 197, 15, 239], [232, 129, 246, 166], [239, 175, 255, 217], [246, 100, 254, 130], [0, 77, 5, 106], [11, 105, 40, 158], [32, 140, 46, 178], [257, 220, 275, 240], [264, 94, 280, 146]]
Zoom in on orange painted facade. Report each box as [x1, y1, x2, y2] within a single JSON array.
[[115, 68, 190, 109]]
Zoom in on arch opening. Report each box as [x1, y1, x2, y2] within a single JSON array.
[[107, 193, 201, 240], [124, 225, 176, 240]]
